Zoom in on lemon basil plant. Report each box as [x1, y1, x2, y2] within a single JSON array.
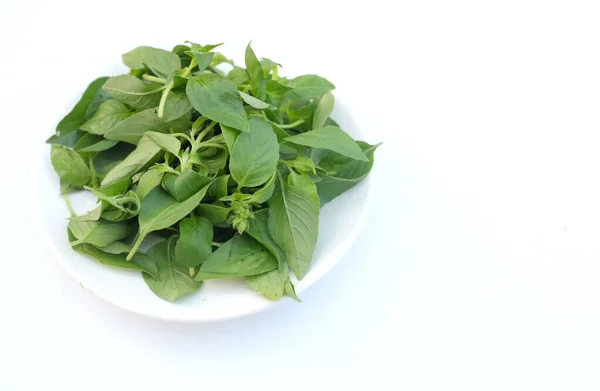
[[47, 41, 379, 302]]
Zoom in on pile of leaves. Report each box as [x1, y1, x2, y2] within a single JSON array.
[[47, 41, 379, 302]]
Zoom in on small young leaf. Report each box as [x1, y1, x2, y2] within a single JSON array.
[[239, 91, 269, 109], [245, 42, 266, 100], [312, 92, 335, 129]]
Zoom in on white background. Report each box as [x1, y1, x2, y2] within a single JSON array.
[[1, 0, 600, 389]]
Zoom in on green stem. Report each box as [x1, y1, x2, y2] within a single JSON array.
[[62, 195, 76, 217], [189, 267, 195, 277], [191, 117, 208, 137], [273, 66, 279, 80], [88, 156, 98, 187], [126, 235, 144, 261], [143, 74, 167, 84], [211, 242, 222, 247], [157, 81, 173, 119], [181, 58, 198, 78], [195, 121, 217, 143], [171, 132, 194, 144], [276, 119, 304, 129], [197, 142, 225, 150]]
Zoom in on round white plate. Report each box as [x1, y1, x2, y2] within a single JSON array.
[[37, 81, 373, 323]]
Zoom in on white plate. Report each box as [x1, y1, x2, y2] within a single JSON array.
[[37, 84, 373, 323]]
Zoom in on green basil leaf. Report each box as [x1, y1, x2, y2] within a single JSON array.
[[239, 91, 269, 109], [73, 242, 158, 279], [268, 171, 320, 279], [284, 126, 368, 161], [104, 108, 191, 145], [245, 42, 266, 100], [50, 145, 91, 187], [208, 175, 230, 199], [57, 77, 110, 134], [162, 170, 211, 202], [80, 100, 133, 135], [68, 219, 132, 247], [249, 172, 276, 204], [284, 279, 301, 302], [46, 130, 85, 149], [201, 148, 228, 174], [283, 150, 316, 174], [186, 74, 250, 132], [130, 182, 212, 258], [74, 134, 119, 153], [163, 90, 193, 122], [69, 205, 102, 222], [195, 235, 277, 280], [137, 167, 165, 200], [142, 237, 201, 302], [187, 51, 215, 71], [196, 203, 231, 223], [220, 125, 239, 154], [227, 67, 249, 86], [122, 46, 181, 78], [145, 131, 181, 156], [210, 52, 234, 67], [175, 216, 213, 267], [100, 135, 162, 187], [260, 58, 281, 77], [266, 79, 292, 96], [103, 75, 165, 110], [245, 267, 288, 301], [230, 116, 279, 188], [186, 42, 223, 52], [315, 141, 379, 204], [246, 209, 283, 269], [286, 74, 335, 101], [312, 92, 334, 129]]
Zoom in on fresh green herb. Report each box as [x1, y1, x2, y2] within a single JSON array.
[[48, 41, 379, 303]]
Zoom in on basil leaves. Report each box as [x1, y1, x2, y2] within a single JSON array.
[[48, 41, 378, 303]]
